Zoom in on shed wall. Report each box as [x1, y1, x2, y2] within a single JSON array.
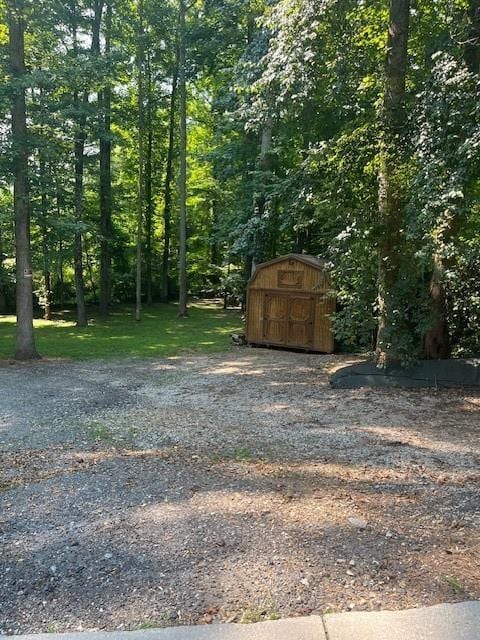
[[250, 258, 329, 293], [246, 256, 335, 353], [313, 294, 335, 352], [246, 288, 264, 343]]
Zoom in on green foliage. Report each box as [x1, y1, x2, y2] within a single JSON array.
[[0, 0, 479, 362], [407, 52, 480, 356]]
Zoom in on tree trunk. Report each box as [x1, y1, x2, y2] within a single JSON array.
[[250, 116, 273, 275], [145, 128, 154, 304], [161, 60, 178, 302], [73, 89, 88, 328], [56, 185, 65, 307], [423, 254, 450, 358], [8, 0, 39, 359], [376, 0, 410, 365], [43, 269, 52, 320], [294, 103, 314, 255], [210, 200, 221, 271], [145, 50, 154, 305], [84, 235, 98, 304], [177, 0, 188, 317], [0, 227, 8, 314], [242, 254, 252, 311], [39, 155, 52, 320], [135, 0, 145, 322], [296, 229, 307, 253], [99, 1, 112, 316], [0, 287, 6, 315], [257, 119, 273, 218], [70, 2, 94, 328], [72, 0, 103, 327]]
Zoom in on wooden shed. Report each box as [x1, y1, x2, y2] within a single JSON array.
[[246, 254, 335, 353]]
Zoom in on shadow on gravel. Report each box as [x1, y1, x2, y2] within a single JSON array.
[[0, 352, 479, 633], [1, 446, 479, 633]]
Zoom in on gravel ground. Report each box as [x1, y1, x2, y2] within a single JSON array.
[[0, 349, 479, 634]]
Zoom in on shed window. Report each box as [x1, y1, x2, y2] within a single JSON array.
[[277, 270, 304, 288]]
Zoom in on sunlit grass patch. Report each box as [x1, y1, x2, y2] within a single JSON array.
[[0, 301, 242, 360]]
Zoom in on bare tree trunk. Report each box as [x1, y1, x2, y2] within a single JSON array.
[[43, 266, 52, 320], [294, 103, 314, 255], [73, 89, 88, 328], [223, 261, 230, 310], [72, 0, 103, 327], [210, 200, 220, 270], [241, 254, 253, 312], [251, 116, 273, 275], [135, 0, 145, 322], [70, 3, 89, 328], [39, 155, 52, 320], [161, 59, 178, 302], [0, 288, 6, 315], [145, 129, 154, 304], [376, 0, 410, 365], [84, 235, 98, 304], [8, 0, 39, 359], [0, 220, 7, 315], [145, 49, 154, 305], [177, 0, 188, 317], [56, 185, 65, 307], [0, 227, 8, 314], [99, 1, 112, 316]]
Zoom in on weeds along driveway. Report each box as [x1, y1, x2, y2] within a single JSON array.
[[0, 350, 479, 633]]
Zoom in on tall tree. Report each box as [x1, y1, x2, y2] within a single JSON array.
[[71, 0, 103, 328], [99, 1, 113, 316], [144, 47, 154, 304], [8, 0, 39, 359], [39, 154, 52, 320], [376, 0, 411, 364], [160, 56, 178, 302], [251, 114, 273, 274], [72, 87, 88, 329], [177, 0, 188, 317], [135, 0, 145, 321]]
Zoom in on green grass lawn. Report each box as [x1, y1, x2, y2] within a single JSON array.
[[0, 301, 243, 360]]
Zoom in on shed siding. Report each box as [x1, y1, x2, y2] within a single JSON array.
[[250, 258, 329, 293], [246, 254, 335, 353], [313, 294, 336, 352], [246, 288, 264, 343]]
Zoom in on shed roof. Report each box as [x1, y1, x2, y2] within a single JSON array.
[[254, 253, 327, 272]]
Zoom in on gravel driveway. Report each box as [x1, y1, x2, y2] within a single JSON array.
[[1, 350, 479, 634]]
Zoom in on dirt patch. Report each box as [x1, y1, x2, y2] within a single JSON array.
[[0, 350, 479, 633]]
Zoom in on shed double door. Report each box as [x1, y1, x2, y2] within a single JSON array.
[[262, 292, 315, 348]]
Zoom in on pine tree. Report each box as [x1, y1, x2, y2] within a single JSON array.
[[8, 0, 39, 359], [177, 0, 188, 317]]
